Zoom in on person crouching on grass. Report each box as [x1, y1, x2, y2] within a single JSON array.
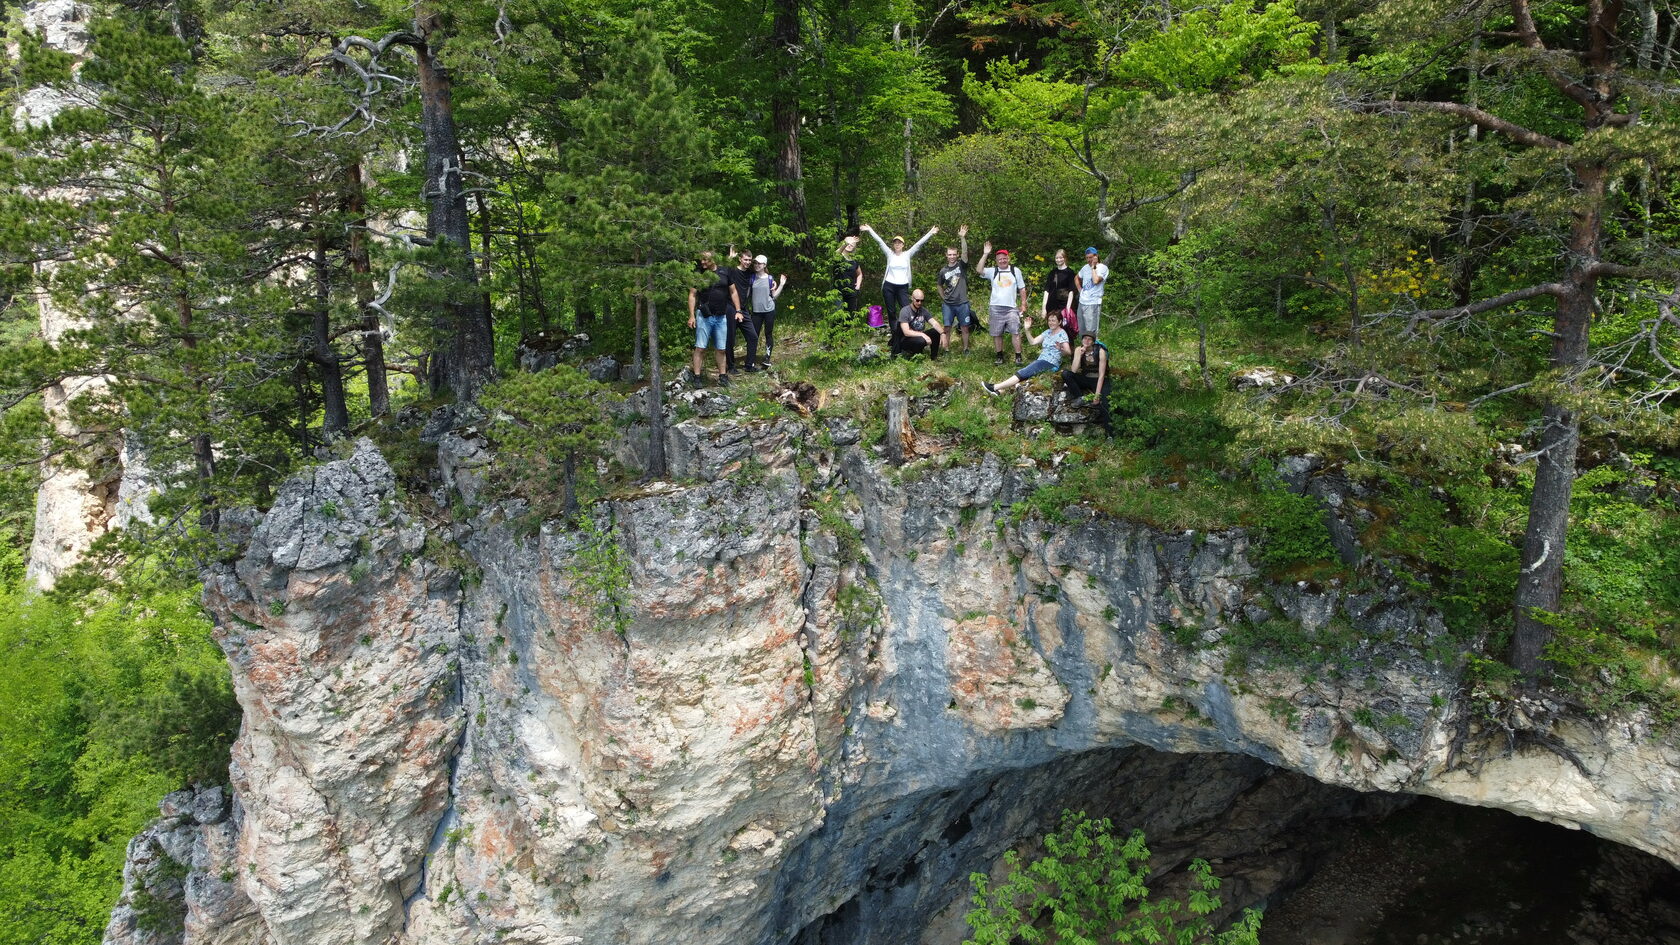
[[894, 289, 943, 360], [980, 310, 1070, 396]]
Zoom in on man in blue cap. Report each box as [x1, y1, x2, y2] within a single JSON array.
[[1076, 247, 1109, 339]]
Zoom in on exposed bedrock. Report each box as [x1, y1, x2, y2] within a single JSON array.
[[110, 419, 1680, 945]]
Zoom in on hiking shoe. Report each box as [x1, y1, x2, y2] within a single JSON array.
[[993, 353, 1004, 366], [743, 364, 760, 373], [981, 382, 999, 396], [717, 373, 731, 387], [1014, 355, 1024, 366]]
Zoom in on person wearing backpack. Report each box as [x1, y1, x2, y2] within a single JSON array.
[[977, 242, 1028, 366], [747, 254, 787, 368], [688, 251, 741, 386]]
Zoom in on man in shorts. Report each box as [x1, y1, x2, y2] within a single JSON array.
[[937, 224, 975, 354], [977, 242, 1028, 366], [1076, 247, 1109, 339], [688, 251, 739, 385]]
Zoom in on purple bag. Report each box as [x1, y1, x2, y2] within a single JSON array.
[[867, 305, 885, 328]]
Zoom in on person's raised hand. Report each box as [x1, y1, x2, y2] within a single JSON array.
[[930, 226, 940, 235], [958, 224, 969, 238], [859, 223, 873, 233]]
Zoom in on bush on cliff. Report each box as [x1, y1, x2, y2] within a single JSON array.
[[966, 810, 1261, 945]]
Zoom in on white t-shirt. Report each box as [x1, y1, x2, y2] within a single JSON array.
[[981, 265, 1027, 309], [1077, 263, 1109, 306]]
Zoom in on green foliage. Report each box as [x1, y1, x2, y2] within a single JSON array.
[[0, 578, 237, 945], [1249, 477, 1339, 576], [965, 811, 1261, 945], [567, 515, 632, 636], [480, 364, 620, 515]]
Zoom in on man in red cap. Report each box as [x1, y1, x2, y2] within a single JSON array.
[[977, 241, 1028, 366]]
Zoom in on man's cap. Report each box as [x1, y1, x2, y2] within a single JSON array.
[[1085, 246, 1099, 256], [996, 249, 1011, 257], [754, 254, 768, 264], [1081, 331, 1096, 339]]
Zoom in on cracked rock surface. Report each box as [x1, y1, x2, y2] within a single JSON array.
[[108, 426, 1680, 945]]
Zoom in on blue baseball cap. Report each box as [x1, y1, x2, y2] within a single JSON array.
[[1085, 246, 1099, 256]]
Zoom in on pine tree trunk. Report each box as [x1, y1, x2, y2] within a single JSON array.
[[632, 293, 644, 376], [644, 273, 667, 478], [415, 28, 494, 400], [772, 0, 813, 258], [312, 223, 351, 438], [1510, 4, 1616, 675], [343, 161, 390, 418]]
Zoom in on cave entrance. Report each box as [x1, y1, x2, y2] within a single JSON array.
[[1261, 797, 1680, 945], [778, 745, 1680, 945]]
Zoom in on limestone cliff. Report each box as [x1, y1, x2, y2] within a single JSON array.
[[105, 412, 1680, 945], [13, 0, 154, 588]]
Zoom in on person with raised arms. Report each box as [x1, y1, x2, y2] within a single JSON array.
[[976, 242, 1029, 366], [937, 224, 976, 355], [860, 222, 938, 328]]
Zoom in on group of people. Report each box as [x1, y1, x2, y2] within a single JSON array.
[[844, 224, 1114, 412], [688, 247, 788, 381], [686, 226, 1115, 416]]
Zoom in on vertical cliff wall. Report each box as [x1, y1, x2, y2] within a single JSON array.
[[107, 417, 1680, 945]]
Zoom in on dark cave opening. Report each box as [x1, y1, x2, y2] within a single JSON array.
[[778, 746, 1680, 945], [1261, 797, 1680, 945]]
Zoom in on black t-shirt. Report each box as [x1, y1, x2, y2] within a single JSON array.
[[1045, 267, 1079, 312], [833, 257, 861, 291], [695, 266, 732, 317], [723, 265, 753, 309]]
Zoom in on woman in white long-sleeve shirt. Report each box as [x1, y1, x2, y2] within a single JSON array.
[[860, 223, 938, 330]]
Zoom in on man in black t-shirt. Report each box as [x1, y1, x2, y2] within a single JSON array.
[[722, 246, 760, 373], [894, 289, 943, 360], [688, 251, 741, 385]]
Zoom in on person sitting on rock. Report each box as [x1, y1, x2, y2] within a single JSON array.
[[894, 289, 943, 360], [1061, 332, 1110, 429], [980, 310, 1070, 396]]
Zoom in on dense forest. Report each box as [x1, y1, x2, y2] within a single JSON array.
[[1, 0, 1678, 940]]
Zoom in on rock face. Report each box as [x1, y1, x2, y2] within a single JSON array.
[[123, 418, 1680, 945], [15, 0, 155, 589], [104, 786, 262, 945]]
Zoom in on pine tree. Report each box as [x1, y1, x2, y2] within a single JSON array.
[[1, 12, 304, 539], [546, 11, 731, 478]]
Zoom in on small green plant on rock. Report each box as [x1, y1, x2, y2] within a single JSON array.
[[567, 516, 633, 636]]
